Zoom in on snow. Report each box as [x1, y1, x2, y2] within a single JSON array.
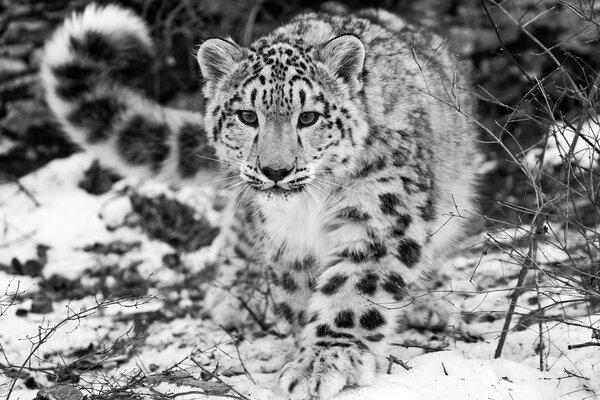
[[1, 153, 599, 400], [525, 118, 600, 172], [337, 352, 569, 400]]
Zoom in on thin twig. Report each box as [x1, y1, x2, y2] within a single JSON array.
[[13, 177, 40, 207], [5, 296, 154, 400], [568, 341, 600, 350], [190, 357, 252, 400], [386, 355, 411, 374], [219, 326, 256, 385], [479, 0, 534, 83]]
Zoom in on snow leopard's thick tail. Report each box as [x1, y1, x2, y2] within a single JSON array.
[[41, 4, 215, 182]]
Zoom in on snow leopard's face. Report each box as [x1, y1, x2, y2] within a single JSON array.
[[197, 36, 368, 202]]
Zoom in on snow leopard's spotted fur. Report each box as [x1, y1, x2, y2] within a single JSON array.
[[42, 4, 478, 399]]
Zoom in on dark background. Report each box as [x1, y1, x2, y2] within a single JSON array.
[[1, 0, 599, 221]]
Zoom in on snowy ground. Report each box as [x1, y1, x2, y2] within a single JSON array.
[[1, 153, 599, 400]]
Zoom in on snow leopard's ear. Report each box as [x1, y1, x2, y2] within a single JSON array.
[[197, 38, 244, 93], [317, 34, 365, 93]]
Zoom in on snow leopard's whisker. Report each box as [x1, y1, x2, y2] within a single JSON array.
[[221, 180, 246, 190], [229, 183, 249, 210], [307, 181, 326, 195], [312, 177, 361, 194], [232, 186, 251, 215], [309, 181, 343, 206], [203, 175, 240, 185], [300, 186, 312, 208], [298, 182, 322, 209], [200, 150, 241, 164], [220, 176, 246, 189], [306, 186, 323, 210], [195, 154, 238, 167], [300, 190, 312, 212]]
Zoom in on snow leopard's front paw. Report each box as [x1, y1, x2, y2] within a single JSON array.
[[278, 342, 377, 399]]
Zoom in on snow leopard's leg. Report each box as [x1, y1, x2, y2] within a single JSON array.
[[279, 130, 439, 399], [40, 4, 215, 183], [265, 249, 319, 338], [202, 200, 272, 330], [278, 215, 427, 398]]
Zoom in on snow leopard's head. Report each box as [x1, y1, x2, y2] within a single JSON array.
[[196, 33, 368, 202]]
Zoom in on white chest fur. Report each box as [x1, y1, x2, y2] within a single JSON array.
[[259, 194, 327, 260]]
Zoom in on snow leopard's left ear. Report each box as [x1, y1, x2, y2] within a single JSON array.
[[317, 34, 365, 93], [197, 38, 244, 96]]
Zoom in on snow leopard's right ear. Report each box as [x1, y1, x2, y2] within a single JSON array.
[[197, 38, 244, 93], [316, 34, 365, 93]]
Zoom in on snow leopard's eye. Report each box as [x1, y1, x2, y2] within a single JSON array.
[[298, 112, 319, 128], [238, 110, 258, 127]]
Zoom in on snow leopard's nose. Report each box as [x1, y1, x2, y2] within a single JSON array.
[[260, 165, 294, 183], [258, 162, 294, 183]]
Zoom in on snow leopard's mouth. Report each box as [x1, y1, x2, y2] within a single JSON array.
[[254, 184, 306, 196]]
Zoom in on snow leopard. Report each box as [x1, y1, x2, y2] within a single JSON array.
[[41, 4, 478, 399]]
